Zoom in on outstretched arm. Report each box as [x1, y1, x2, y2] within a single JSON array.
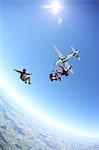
[[26, 73, 32, 75], [50, 70, 54, 74], [13, 69, 22, 73], [58, 64, 65, 70]]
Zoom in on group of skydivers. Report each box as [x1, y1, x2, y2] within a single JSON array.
[[49, 64, 72, 82], [13, 64, 72, 84]]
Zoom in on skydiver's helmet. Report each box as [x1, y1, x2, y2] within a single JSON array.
[[23, 69, 26, 73], [49, 74, 53, 81]]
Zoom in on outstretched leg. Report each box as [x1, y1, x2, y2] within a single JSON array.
[[58, 76, 61, 81], [67, 65, 72, 73], [25, 76, 31, 84]]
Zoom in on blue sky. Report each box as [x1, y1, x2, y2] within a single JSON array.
[[0, 0, 99, 138]]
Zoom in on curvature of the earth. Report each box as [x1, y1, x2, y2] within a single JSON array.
[[0, 95, 99, 150]]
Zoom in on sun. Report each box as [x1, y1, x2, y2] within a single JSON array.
[[49, 1, 62, 14], [43, 1, 63, 24], [43, 1, 63, 14]]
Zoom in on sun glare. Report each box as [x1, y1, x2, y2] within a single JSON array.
[[49, 1, 62, 14], [43, 1, 63, 14], [43, 1, 64, 24]]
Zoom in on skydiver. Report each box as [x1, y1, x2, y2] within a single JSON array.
[[13, 69, 32, 84], [56, 64, 72, 76], [49, 70, 61, 81]]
